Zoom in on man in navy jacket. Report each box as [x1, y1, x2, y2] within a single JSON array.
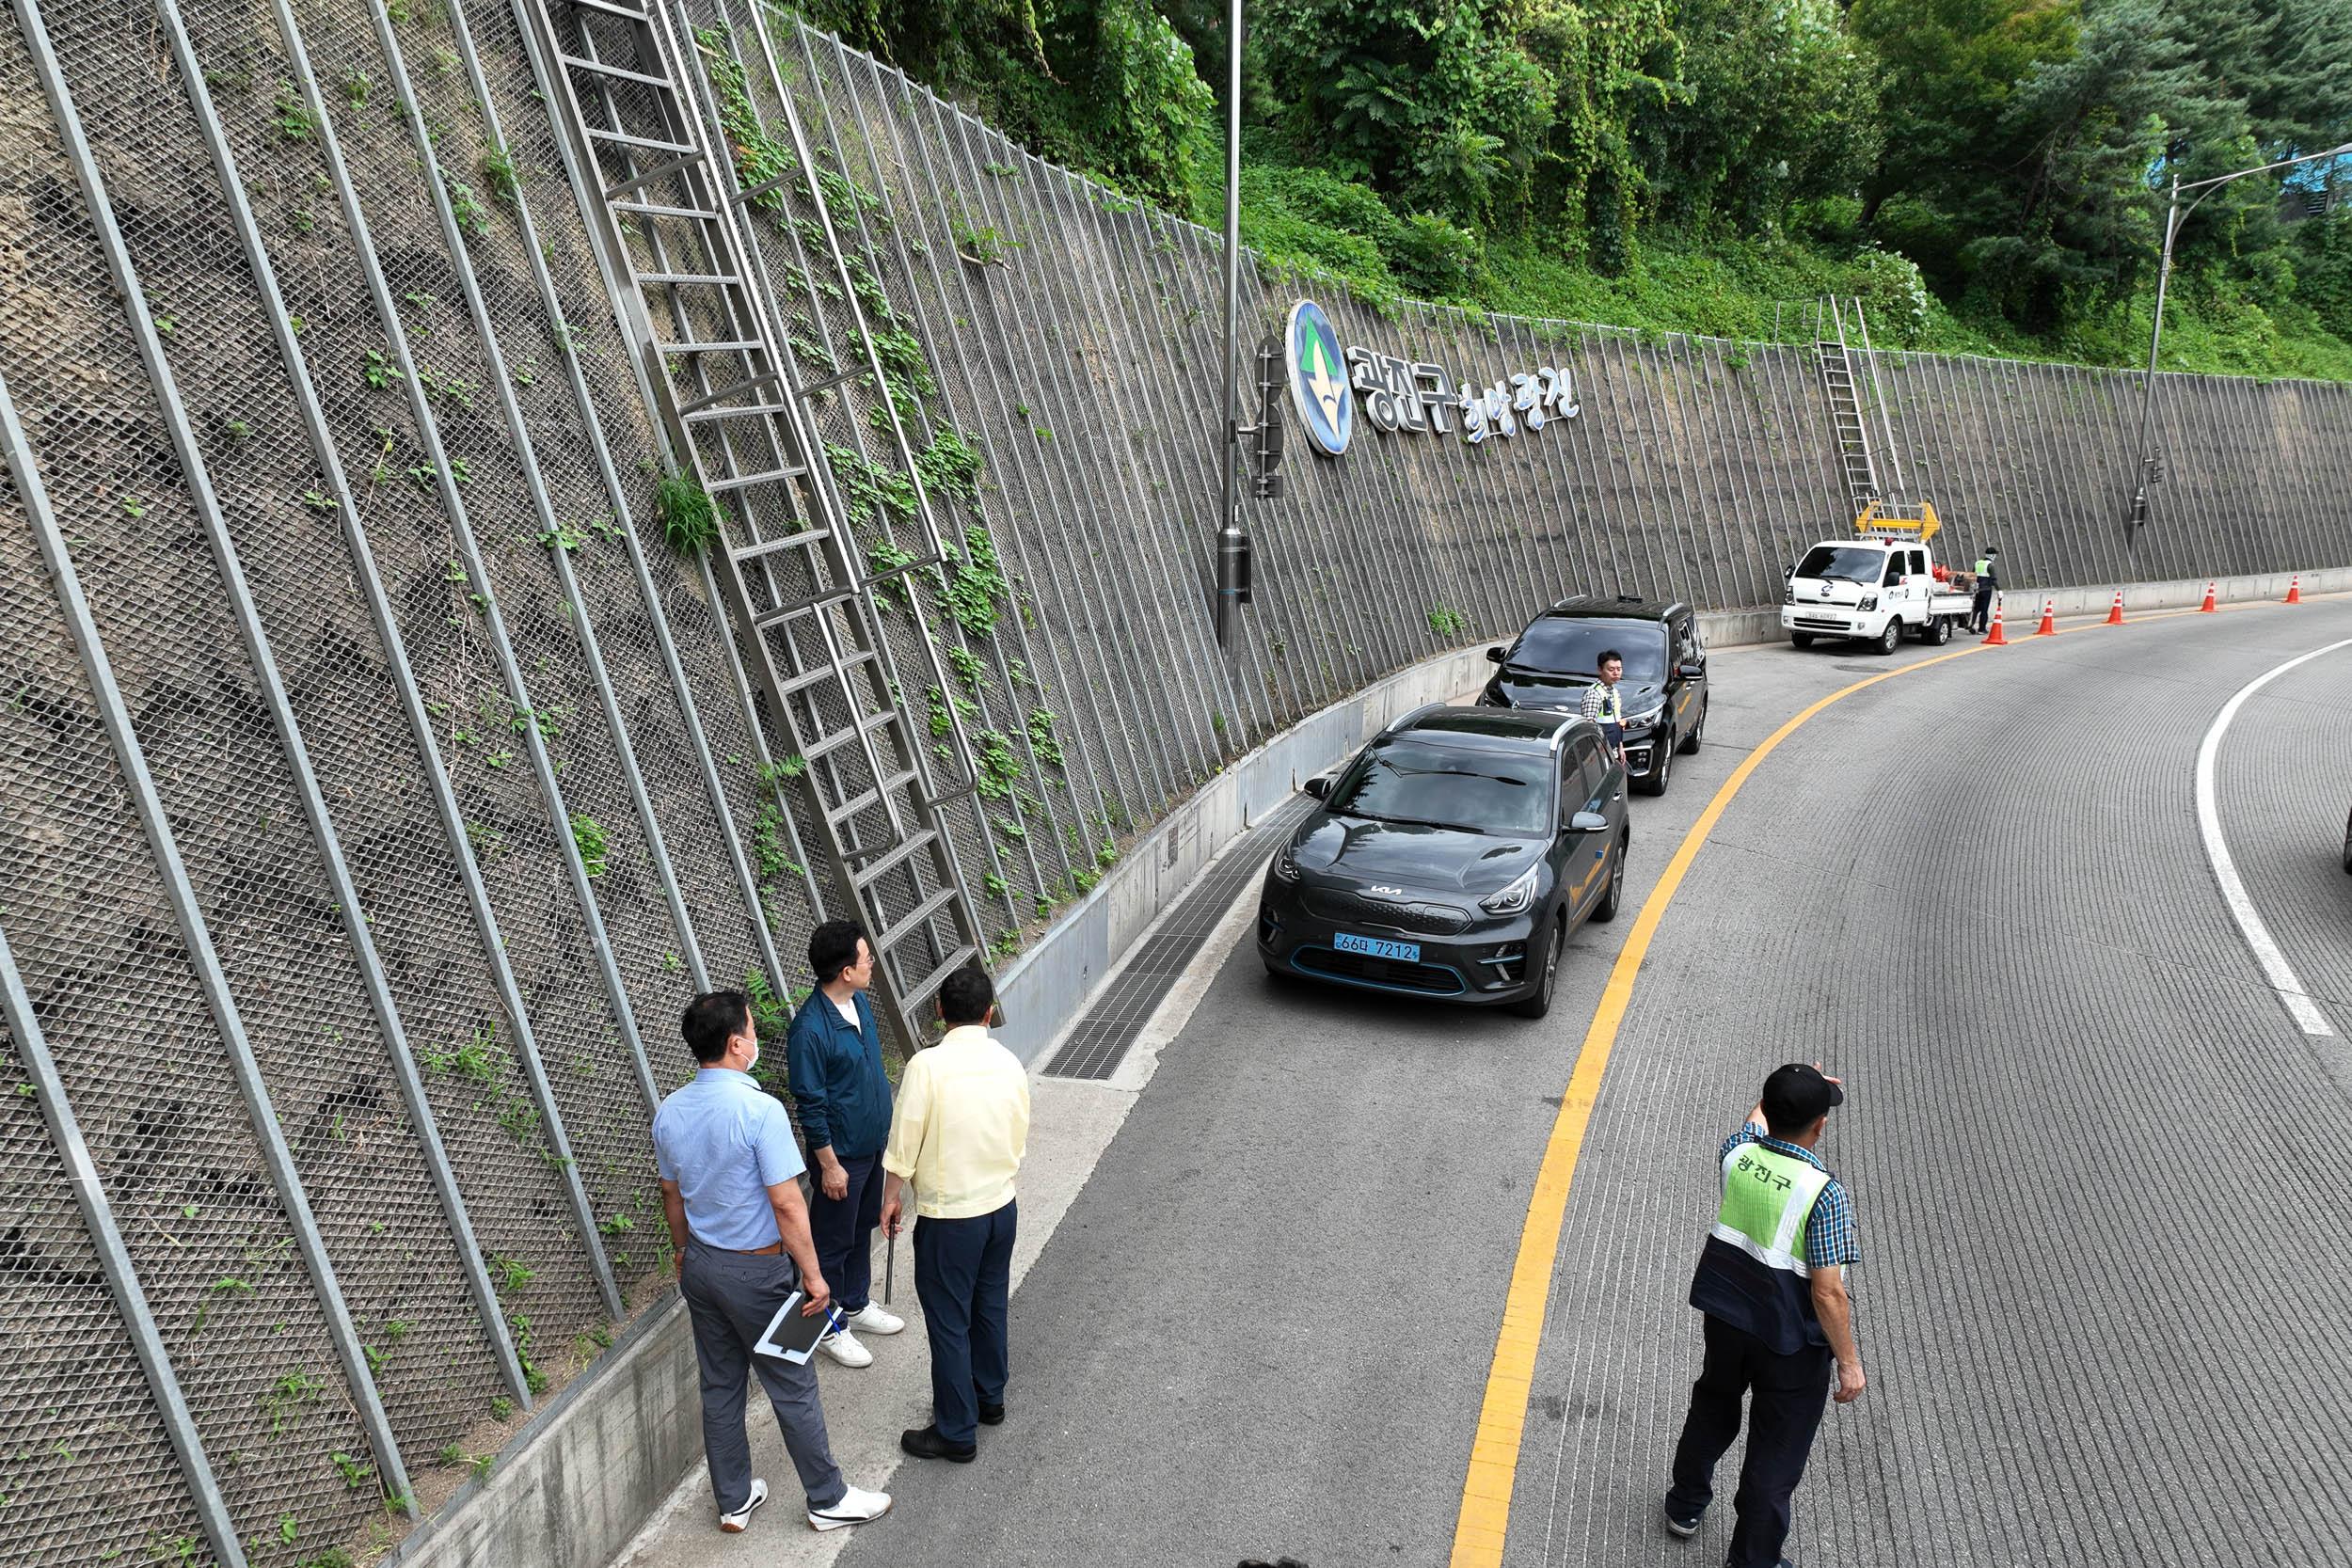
[[786, 921, 904, 1367]]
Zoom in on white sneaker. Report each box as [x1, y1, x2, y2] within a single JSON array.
[[817, 1326, 873, 1368], [720, 1478, 768, 1533], [846, 1302, 904, 1336], [807, 1483, 892, 1531]]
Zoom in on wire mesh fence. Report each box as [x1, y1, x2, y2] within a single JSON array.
[[5, 3, 2351, 1562]]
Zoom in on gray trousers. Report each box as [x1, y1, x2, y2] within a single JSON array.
[[680, 1238, 846, 1513]]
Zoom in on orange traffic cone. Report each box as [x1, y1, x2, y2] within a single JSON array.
[[2285, 574, 2303, 604], [2106, 589, 2125, 626], [1983, 599, 2008, 645], [2199, 579, 2217, 612], [2034, 596, 2057, 636]]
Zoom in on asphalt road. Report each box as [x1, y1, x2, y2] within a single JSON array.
[[833, 600, 2352, 1568]]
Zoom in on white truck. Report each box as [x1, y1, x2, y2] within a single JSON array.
[[1780, 529, 1974, 654]]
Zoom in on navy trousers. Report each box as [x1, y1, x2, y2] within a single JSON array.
[[807, 1150, 884, 1317], [1666, 1312, 1833, 1568], [912, 1199, 1016, 1446]]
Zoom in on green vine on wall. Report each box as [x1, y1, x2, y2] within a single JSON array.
[[693, 24, 1125, 928]]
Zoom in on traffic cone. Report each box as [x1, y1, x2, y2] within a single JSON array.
[[2034, 596, 2056, 636], [1983, 599, 2008, 645], [2285, 574, 2303, 604], [2106, 589, 2125, 626], [2199, 579, 2217, 612]]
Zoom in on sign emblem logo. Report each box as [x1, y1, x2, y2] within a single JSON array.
[[1287, 300, 1352, 456]]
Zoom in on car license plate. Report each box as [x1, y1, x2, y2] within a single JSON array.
[[1335, 932, 1420, 962]]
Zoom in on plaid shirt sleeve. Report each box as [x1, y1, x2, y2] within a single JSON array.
[[1804, 1179, 1859, 1270], [1580, 685, 1605, 721]]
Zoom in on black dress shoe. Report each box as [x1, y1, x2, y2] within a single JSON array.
[[977, 1400, 1005, 1426], [900, 1425, 976, 1463]]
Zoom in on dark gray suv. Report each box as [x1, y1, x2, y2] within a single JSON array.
[[1256, 705, 1630, 1019]]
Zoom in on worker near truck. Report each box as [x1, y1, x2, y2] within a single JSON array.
[[1968, 546, 1999, 633], [1662, 1063, 1864, 1568]]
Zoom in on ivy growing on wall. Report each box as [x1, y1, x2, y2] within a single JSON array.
[[694, 24, 1105, 936]]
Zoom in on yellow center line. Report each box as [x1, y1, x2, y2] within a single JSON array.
[[1447, 639, 1986, 1567]]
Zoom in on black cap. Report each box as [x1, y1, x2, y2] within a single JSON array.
[[1761, 1063, 1844, 1131]]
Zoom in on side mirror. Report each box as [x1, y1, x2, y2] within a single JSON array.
[[1677, 661, 1704, 680], [1486, 645, 1507, 663], [1568, 810, 1610, 834], [1303, 774, 1331, 800]]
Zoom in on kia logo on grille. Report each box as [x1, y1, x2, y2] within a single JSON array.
[[1368, 885, 1404, 896]]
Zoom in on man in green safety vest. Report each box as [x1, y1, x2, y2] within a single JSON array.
[[1662, 1064, 1865, 1567], [1968, 546, 2000, 633]]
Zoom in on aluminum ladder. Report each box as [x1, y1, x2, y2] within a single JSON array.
[[1813, 296, 1885, 513], [529, 0, 992, 1046]]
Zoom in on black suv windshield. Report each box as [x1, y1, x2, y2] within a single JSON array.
[[1795, 545, 1885, 583], [1510, 619, 1667, 680], [1327, 738, 1553, 836]]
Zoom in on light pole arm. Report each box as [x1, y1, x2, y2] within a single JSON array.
[[2128, 140, 2352, 531]]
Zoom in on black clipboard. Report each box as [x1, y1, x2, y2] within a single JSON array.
[[752, 1291, 840, 1364]]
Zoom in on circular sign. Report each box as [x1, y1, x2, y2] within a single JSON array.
[[1286, 299, 1352, 457]]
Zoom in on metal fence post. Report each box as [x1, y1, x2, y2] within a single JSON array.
[[359, 0, 667, 1129], [112, 0, 538, 1410], [0, 919, 251, 1568], [0, 298, 414, 1517], [262, 0, 628, 1320]]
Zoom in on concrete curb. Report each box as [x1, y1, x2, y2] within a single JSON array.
[[382, 1295, 694, 1568]]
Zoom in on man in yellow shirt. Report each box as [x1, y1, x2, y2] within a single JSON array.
[[879, 964, 1029, 1462]]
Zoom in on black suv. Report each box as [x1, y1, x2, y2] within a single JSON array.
[[1476, 594, 1708, 797], [1257, 705, 1629, 1019]]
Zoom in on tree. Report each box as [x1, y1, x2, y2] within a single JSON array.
[[1635, 0, 1884, 230], [1849, 0, 2080, 227], [1962, 0, 2243, 325], [1256, 0, 1560, 225]]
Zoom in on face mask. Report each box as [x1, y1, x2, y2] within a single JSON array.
[[744, 1041, 759, 1072]]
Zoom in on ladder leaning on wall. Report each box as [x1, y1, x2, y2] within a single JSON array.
[[1812, 296, 1935, 534], [526, 0, 993, 1051]]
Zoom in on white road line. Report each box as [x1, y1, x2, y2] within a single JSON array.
[[2194, 637, 2352, 1037]]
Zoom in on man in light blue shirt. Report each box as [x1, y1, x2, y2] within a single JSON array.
[[655, 990, 892, 1536]]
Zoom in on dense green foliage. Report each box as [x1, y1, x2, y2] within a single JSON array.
[[783, 0, 2352, 378]]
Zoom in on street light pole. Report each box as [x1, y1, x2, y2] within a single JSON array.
[[2127, 141, 2352, 531], [1214, 0, 1247, 649]]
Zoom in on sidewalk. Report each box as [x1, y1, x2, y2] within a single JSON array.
[[611, 857, 1263, 1567]]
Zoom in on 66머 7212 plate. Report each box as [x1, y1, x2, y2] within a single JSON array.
[[1333, 931, 1421, 962]]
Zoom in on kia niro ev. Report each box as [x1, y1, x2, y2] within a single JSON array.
[[1473, 594, 1708, 797], [1256, 706, 1629, 1019]]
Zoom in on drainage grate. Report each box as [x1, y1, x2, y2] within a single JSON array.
[[1043, 794, 1317, 1080]]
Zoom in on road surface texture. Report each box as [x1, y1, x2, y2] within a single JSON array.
[[797, 599, 2352, 1568]]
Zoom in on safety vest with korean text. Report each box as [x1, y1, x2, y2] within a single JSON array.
[[1688, 1139, 1832, 1354]]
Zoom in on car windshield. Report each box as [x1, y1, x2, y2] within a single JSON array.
[[1795, 545, 1885, 584], [1326, 738, 1553, 836], [1508, 619, 1667, 680]]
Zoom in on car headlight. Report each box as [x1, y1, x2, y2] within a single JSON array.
[[1784, 583, 1796, 605], [1625, 703, 1665, 729], [1480, 863, 1540, 916], [1272, 845, 1301, 883], [1858, 594, 1879, 611]]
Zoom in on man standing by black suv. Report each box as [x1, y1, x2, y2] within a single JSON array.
[[1581, 649, 1628, 765]]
